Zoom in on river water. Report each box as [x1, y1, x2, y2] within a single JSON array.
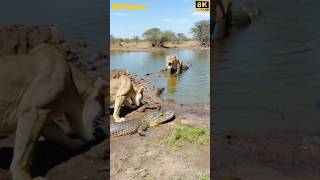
[[0, 0, 107, 48], [111, 50, 210, 104], [213, 0, 320, 133]]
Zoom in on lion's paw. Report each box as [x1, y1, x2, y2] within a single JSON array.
[[115, 117, 125, 122]]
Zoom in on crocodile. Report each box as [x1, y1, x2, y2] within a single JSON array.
[[110, 111, 174, 137]]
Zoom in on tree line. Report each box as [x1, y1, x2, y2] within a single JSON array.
[[111, 20, 209, 47]]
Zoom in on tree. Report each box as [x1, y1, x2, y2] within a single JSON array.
[[133, 36, 139, 44], [176, 33, 188, 44], [160, 31, 176, 47], [110, 34, 116, 45], [191, 20, 210, 47], [143, 28, 162, 47]]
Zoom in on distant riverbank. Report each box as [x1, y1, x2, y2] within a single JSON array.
[[110, 40, 209, 52]]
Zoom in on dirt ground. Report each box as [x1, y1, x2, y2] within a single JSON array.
[[109, 71, 210, 180], [213, 130, 320, 180], [110, 41, 209, 52]]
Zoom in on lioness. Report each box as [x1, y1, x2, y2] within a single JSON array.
[[0, 44, 107, 180], [110, 74, 144, 122], [164, 55, 191, 74]]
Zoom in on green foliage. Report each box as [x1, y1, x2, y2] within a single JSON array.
[[161, 31, 177, 43], [191, 20, 210, 47], [176, 33, 188, 44], [143, 28, 178, 47], [165, 125, 210, 146], [199, 174, 210, 180], [143, 28, 162, 46]]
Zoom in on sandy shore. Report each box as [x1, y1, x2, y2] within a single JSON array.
[[110, 41, 209, 52]]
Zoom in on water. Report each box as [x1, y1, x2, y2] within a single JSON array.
[[111, 50, 210, 104], [0, 0, 107, 48], [213, 0, 320, 133]]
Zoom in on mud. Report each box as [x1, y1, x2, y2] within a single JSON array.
[[213, 131, 320, 180]]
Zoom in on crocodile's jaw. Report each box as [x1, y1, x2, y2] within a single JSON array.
[[149, 111, 174, 127]]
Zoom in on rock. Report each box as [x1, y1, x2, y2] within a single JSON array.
[[180, 118, 193, 126]]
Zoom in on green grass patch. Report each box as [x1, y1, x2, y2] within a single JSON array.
[[199, 174, 210, 180], [165, 125, 210, 147]]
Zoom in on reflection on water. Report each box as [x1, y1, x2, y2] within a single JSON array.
[[111, 50, 210, 104], [166, 75, 179, 97], [213, 0, 320, 133]]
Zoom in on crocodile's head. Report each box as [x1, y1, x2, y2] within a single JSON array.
[[146, 111, 175, 127]]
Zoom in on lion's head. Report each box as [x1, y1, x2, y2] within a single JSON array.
[[166, 55, 182, 74], [135, 86, 144, 106]]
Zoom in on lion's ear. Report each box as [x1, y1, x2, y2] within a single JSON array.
[[178, 57, 182, 65]]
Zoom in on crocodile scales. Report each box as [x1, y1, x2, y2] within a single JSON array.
[[110, 111, 174, 137]]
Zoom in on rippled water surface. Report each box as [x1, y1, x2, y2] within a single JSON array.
[[213, 0, 320, 133], [111, 50, 210, 104]]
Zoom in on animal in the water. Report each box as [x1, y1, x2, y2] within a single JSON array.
[[163, 55, 191, 74]]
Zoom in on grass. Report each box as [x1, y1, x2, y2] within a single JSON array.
[[199, 173, 210, 180], [165, 125, 210, 147], [139, 154, 147, 162]]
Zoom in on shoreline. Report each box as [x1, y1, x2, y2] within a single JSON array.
[[110, 40, 209, 52], [110, 46, 210, 52], [110, 70, 210, 179]]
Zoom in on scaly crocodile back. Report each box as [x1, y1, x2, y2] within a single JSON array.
[[110, 119, 141, 137]]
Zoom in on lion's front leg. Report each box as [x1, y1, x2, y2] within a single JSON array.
[[10, 108, 49, 180], [113, 95, 126, 122]]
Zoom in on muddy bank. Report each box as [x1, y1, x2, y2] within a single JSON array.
[[110, 41, 209, 52], [110, 70, 210, 180], [213, 131, 320, 180], [0, 25, 107, 179]]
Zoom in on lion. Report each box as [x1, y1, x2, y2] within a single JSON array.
[[0, 44, 107, 180], [110, 72, 144, 122], [163, 55, 191, 74]]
